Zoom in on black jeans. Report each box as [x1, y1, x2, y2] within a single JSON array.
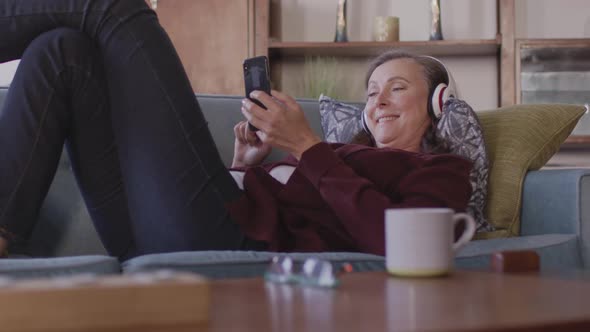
[[0, 0, 253, 259]]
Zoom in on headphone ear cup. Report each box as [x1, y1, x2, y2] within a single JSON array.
[[431, 83, 449, 119], [422, 55, 458, 119], [362, 110, 371, 135]]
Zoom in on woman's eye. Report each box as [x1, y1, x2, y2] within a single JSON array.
[[392, 87, 405, 92], [367, 92, 377, 98]]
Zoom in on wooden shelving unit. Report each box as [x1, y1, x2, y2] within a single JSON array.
[[264, 1, 514, 105], [152, 0, 588, 151], [264, 0, 589, 148], [268, 38, 501, 58], [564, 136, 590, 146]]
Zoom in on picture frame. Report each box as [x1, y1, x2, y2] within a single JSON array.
[[516, 39, 590, 144]]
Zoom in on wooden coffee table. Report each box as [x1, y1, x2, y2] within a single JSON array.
[[90, 270, 590, 332], [201, 270, 590, 332]]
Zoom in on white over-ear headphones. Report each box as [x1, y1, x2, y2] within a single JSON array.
[[362, 109, 371, 135], [423, 55, 457, 119], [361, 55, 457, 136]]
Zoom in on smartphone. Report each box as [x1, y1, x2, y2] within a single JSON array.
[[243, 56, 271, 131]]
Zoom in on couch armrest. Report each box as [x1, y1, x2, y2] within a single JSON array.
[[520, 168, 590, 265]]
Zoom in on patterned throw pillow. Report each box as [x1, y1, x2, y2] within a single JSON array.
[[434, 99, 493, 232], [318, 94, 363, 143], [318, 95, 493, 232]]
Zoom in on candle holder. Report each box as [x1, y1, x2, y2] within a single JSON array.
[[373, 16, 400, 42]]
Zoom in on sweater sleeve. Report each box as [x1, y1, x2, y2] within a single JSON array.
[[297, 142, 472, 255]]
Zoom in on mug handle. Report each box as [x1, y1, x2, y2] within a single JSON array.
[[452, 213, 476, 252]]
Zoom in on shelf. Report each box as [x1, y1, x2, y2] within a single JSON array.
[[517, 38, 590, 48], [268, 37, 501, 58], [563, 135, 590, 147]]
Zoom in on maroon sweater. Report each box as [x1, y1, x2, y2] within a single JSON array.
[[227, 142, 472, 256]]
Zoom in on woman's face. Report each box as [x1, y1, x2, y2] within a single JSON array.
[[364, 58, 431, 151]]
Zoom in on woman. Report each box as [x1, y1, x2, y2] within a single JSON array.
[[0, 0, 471, 259], [230, 51, 473, 255]]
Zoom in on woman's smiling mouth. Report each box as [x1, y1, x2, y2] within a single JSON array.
[[377, 115, 400, 123]]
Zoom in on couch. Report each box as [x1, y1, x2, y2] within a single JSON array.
[[0, 88, 589, 279]]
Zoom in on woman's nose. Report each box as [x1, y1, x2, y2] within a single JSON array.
[[376, 92, 389, 106]]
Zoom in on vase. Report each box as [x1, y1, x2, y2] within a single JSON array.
[[429, 0, 443, 40], [334, 0, 348, 43]]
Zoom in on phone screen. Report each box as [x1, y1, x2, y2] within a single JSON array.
[[243, 56, 271, 131]]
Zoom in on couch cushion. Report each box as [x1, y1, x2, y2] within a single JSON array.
[[521, 169, 590, 267], [0, 255, 120, 278], [318, 94, 364, 143], [123, 251, 385, 279], [477, 104, 585, 238], [456, 234, 582, 269], [434, 99, 491, 232], [122, 234, 580, 279]]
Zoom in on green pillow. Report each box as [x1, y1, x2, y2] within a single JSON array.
[[475, 104, 586, 239]]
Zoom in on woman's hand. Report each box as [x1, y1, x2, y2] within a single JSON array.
[[241, 90, 322, 160], [232, 120, 272, 168]]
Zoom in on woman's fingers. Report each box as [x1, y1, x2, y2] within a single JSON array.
[[242, 90, 313, 154], [249, 90, 284, 112], [236, 122, 252, 144], [234, 122, 246, 143], [241, 99, 267, 131], [235, 119, 263, 146], [270, 89, 299, 111], [243, 121, 260, 145]]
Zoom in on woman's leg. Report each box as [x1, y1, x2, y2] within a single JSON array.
[[0, 0, 249, 255], [0, 28, 136, 259]]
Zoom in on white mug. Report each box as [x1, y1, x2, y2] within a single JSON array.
[[385, 208, 476, 277]]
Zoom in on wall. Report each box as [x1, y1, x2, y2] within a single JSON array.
[[516, 0, 590, 38], [0, 60, 18, 87]]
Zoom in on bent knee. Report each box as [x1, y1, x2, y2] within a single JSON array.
[[22, 28, 98, 67]]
